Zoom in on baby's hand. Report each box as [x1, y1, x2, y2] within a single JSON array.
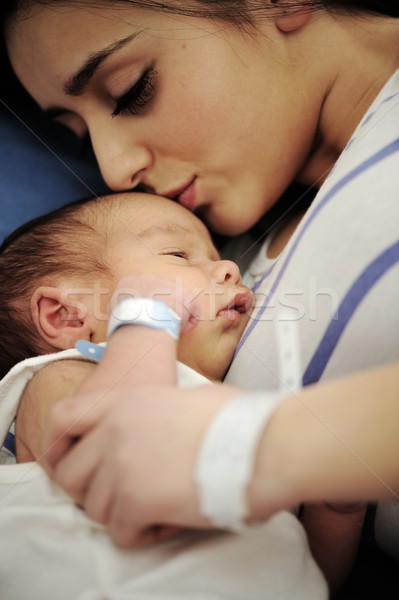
[[111, 274, 201, 333]]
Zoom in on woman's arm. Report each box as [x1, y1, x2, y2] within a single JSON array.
[[42, 345, 399, 546], [249, 361, 399, 514]]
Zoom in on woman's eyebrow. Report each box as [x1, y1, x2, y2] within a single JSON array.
[[64, 33, 140, 97]]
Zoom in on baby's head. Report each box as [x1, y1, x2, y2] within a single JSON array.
[[0, 193, 253, 380], [0, 196, 112, 378]]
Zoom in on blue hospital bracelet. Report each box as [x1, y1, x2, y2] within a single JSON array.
[[107, 297, 182, 341]]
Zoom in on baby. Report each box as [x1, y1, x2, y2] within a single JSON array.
[[0, 192, 253, 382], [0, 192, 327, 599]]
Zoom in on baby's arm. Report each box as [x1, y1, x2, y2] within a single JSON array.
[[300, 501, 366, 594], [16, 274, 195, 466], [15, 359, 96, 465], [16, 321, 178, 468]]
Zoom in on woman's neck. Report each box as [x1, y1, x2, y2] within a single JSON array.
[[297, 12, 399, 186]]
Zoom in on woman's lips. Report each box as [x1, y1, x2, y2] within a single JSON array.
[[176, 178, 197, 211], [162, 177, 197, 212]]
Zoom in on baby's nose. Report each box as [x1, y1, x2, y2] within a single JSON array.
[[212, 260, 241, 284]]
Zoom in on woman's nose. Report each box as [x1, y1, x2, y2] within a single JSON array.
[[211, 260, 242, 284], [89, 122, 153, 191]]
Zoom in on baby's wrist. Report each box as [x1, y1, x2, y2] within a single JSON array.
[[108, 297, 181, 341]]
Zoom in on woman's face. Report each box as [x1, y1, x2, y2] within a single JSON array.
[[6, 3, 319, 235]]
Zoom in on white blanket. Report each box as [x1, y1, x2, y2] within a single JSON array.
[[0, 349, 327, 599]]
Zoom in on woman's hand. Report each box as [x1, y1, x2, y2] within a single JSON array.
[[45, 377, 240, 547], [300, 502, 367, 593]]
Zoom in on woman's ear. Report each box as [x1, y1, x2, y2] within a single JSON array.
[[274, 0, 312, 33], [30, 286, 92, 350]]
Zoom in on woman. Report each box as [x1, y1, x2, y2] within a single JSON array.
[[1, 0, 399, 590]]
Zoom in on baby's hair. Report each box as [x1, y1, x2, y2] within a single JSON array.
[[0, 197, 112, 379]]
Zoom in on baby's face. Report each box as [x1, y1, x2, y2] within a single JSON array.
[[98, 193, 253, 380]]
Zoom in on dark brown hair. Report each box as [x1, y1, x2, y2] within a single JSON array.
[[2, 1, 399, 28]]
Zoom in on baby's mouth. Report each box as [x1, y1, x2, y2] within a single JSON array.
[[218, 289, 254, 318], [229, 290, 254, 313]]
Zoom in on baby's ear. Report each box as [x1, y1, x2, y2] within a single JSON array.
[[274, 0, 312, 33], [30, 286, 92, 350]]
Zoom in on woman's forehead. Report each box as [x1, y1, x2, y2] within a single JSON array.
[[7, 5, 144, 80], [6, 3, 225, 108], [8, 2, 213, 57]]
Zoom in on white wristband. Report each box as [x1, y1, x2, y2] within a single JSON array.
[[107, 297, 181, 341], [194, 391, 284, 532]]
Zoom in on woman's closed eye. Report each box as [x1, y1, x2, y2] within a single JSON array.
[[112, 69, 157, 117]]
